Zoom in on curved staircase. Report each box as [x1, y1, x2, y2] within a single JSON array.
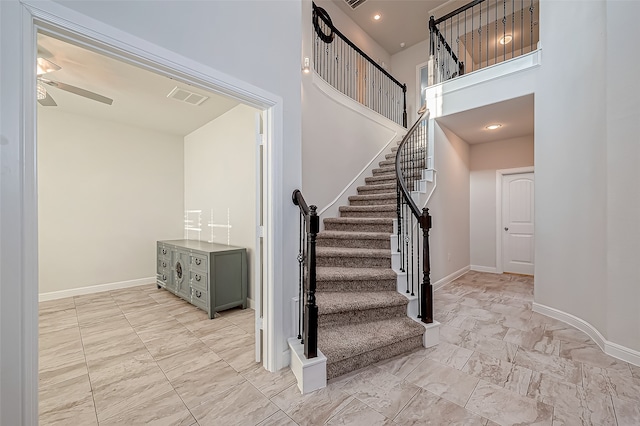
[[315, 144, 426, 380]]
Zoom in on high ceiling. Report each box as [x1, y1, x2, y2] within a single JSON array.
[[330, 0, 465, 55], [329, 0, 535, 142], [37, 33, 240, 137]]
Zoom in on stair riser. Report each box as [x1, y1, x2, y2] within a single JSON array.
[[340, 210, 396, 219], [319, 305, 407, 327], [385, 151, 427, 160], [316, 279, 396, 292], [365, 176, 396, 185], [324, 222, 393, 233], [358, 187, 396, 195], [372, 167, 395, 176], [325, 334, 423, 380], [317, 237, 390, 250], [380, 160, 426, 168], [317, 255, 391, 269], [348, 197, 396, 206]]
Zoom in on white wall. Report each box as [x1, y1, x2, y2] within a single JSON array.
[[534, 1, 608, 336], [301, 74, 404, 215], [38, 108, 184, 294], [314, 0, 391, 70], [605, 1, 640, 353], [470, 136, 534, 270], [391, 39, 429, 120], [184, 104, 257, 300], [429, 122, 470, 285]]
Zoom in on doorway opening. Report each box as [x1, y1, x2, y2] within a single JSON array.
[[30, 16, 280, 424]]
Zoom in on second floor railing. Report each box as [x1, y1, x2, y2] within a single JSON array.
[[313, 3, 407, 127], [429, 0, 539, 84]]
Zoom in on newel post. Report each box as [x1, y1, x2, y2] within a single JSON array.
[[419, 208, 433, 324], [304, 205, 319, 359]]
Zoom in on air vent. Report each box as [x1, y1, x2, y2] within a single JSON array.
[[167, 86, 209, 106], [344, 0, 367, 10]]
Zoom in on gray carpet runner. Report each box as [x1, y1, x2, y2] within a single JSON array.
[[317, 145, 425, 380]]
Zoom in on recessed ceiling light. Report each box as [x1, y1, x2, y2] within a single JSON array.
[[499, 35, 513, 45], [486, 124, 502, 130], [373, 13, 381, 20]]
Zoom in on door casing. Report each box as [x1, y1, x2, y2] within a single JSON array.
[[495, 167, 535, 274]]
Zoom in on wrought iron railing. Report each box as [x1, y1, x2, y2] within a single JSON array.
[[312, 3, 407, 127], [292, 189, 318, 359], [396, 108, 433, 324], [429, 0, 539, 84]]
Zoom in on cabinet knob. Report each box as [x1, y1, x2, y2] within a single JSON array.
[[195, 258, 201, 266], [195, 274, 201, 282], [195, 290, 202, 298]]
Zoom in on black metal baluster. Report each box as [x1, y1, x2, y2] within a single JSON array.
[[512, 0, 515, 59], [479, 4, 482, 69], [521, 0, 524, 55], [530, 0, 534, 53], [503, 0, 507, 62]]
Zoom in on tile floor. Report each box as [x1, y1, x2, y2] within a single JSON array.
[[39, 272, 640, 425]]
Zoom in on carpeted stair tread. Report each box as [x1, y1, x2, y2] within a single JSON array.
[[340, 205, 396, 213], [357, 182, 396, 193], [316, 266, 397, 282], [324, 217, 394, 225], [316, 246, 391, 259], [365, 175, 396, 185], [317, 231, 392, 242], [348, 193, 396, 206], [316, 291, 408, 314], [318, 317, 425, 363], [339, 205, 396, 218]]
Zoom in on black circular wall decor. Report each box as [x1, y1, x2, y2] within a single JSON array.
[[313, 6, 334, 44]]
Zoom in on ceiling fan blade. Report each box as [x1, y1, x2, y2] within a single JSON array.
[[38, 93, 58, 107], [42, 79, 113, 105]]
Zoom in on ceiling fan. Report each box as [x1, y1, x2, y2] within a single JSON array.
[[36, 56, 113, 107]]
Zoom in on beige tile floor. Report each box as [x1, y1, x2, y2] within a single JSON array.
[[39, 272, 640, 425]]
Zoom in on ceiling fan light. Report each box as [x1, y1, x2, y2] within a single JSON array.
[[37, 82, 47, 100], [36, 57, 61, 75]]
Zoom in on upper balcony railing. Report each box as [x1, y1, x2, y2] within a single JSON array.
[[313, 3, 407, 127], [428, 0, 539, 85]]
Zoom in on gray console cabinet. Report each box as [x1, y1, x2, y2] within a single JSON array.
[[157, 239, 247, 319]]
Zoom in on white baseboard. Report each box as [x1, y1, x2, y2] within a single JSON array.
[[533, 302, 640, 367], [247, 297, 255, 310], [470, 265, 499, 274], [39, 277, 155, 302], [433, 266, 470, 291]]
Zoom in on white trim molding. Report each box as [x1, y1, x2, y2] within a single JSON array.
[[495, 166, 535, 274], [39, 278, 155, 302], [470, 265, 499, 274], [433, 266, 470, 291], [533, 303, 640, 367]]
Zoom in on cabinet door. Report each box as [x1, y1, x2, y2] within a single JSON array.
[[172, 250, 190, 298], [213, 252, 244, 307]]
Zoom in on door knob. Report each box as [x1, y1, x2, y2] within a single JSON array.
[[504, 227, 509, 231]]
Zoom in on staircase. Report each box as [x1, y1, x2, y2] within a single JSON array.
[[315, 144, 426, 380]]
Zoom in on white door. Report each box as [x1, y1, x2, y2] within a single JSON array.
[[502, 172, 534, 275]]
